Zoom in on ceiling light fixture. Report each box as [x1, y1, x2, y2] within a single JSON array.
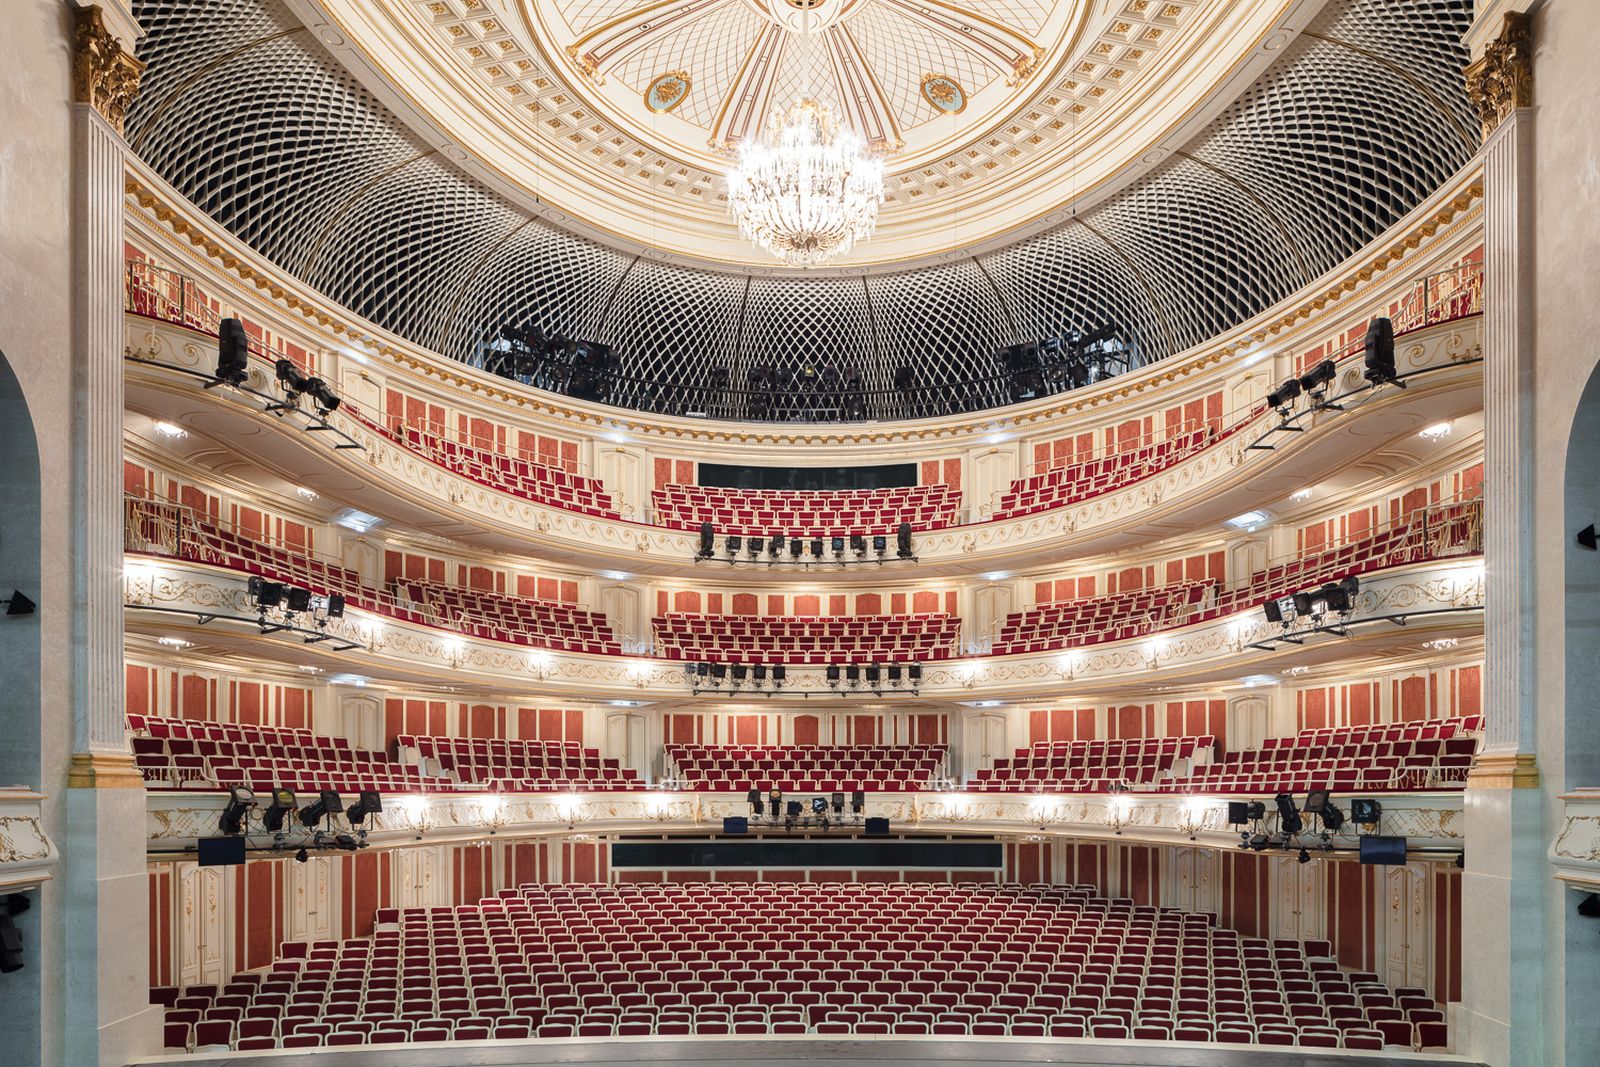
[[152, 421, 187, 439], [1227, 511, 1269, 531], [725, 6, 883, 264], [1419, 421, 1452, 441]]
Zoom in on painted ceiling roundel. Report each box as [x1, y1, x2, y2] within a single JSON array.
[[294, 0, 1313, 269]]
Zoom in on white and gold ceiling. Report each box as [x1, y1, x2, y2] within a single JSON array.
[[127, 0, 1477, 416], [276, 0, 1327, 268]]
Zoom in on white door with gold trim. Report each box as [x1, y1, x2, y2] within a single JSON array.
[[286, 854, 335, 944], [1381, 863, 1432, 989]]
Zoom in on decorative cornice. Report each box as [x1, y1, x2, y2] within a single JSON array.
[[1463, 12, 1532, 143], [67, 752, 146, 789], [1465, 751, 1539, 790], [73, 5, 145, 136]]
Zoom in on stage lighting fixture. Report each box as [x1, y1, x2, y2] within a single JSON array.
[[710, 663, 727, 683], [831, 792, 845, 815], [324, 594, 345, 619], [873, 535, 887, 555], [748, 537, 764, 557], [299, 789, 342, 828], [1320, 804, 1345, 831], [1266, 378, 1302, 413], [1292, 591, 1315, 618], [248, 576, 285, 610], [726, 535, 742, 557], [218, 786, 256, 835], [1304, 789, 1331, 815], [908, 664, 922, 685], [845, 664, 861, 686], [896, 523, 913, 559], [748, 789, 763, 815], [851, 791, 865, 814], [333, 833, 360, 851], [809, 538, 824, 558], [850, 535, 866, 555], [261, 787, 297, 833], [276, 357, 309, 395], [731, 664, 748, 685], [294, 847, 309, 864], [216, 318, 250, 384], [887, 664, 902, 685], [345, 791, 382, 826], [787, 537, 802, 557], [1263, 599, 1284, 624], [1299, 358, 1337, 403], [1362, 317, 1398, 386], [753, 664, 767, 684], [1245, 833, 1271, 851], [1226, 801, 1253, 826], [698, 522, 715, 558], [811, 796, 828, 815], [1274, 793, 1304, 835], [786, 801, 803, 818], [865, 663, 881, 686], [1297, 849, 1311, 865], [826, 664, 840, 687], [1350, 798, 1382, 825], [831, 537, 845, 558], [768, 790, 782, 819], [305, 378, 341, 415], [772, 664, 786, 686], [768, 536, 784, 558], [285, 587, 313, 614], [4, 591, 36, 617]]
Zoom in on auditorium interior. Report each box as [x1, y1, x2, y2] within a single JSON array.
[[1, 0, 1597, 1064]]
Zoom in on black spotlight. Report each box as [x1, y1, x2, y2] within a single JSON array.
[[1321, 804, 1345, 832], [850, 535, 866, 555], [731, 664, 748, 686], [908, 664, 922, 685], [831, 537, 845, 558], [726, 535, 743, 557], [825, 664, 841, 687], [710, 663, 727, 684], [324, 594, 346, 619], [698, 522, 715, 559], [276, 357, 310, 395], [1362, 317, 1400, 387], [851, 791, 866, 814], [786, 800, 803, 818], [345, 791, 382, 826], [772, 664, 786, 686], [872, 535, 887, 555], [248, 576, 285, 610], [1350, 798, 1382, 825], [3, 591, 35, 617], [747, 788, 763, 815], [748, 537, 764, 557], [845, 664, 861, 686], [831, 792, 846, 815], [285, 587, 313, 614], [216, 317, 249, 384], [809, 537, 824, 558], [305, 378, 341, 415], [752, 664, 767, 685], [789, 537, 803, 558], [1263, 599, 1284, 624], [887, 664, 903, 686], [1304, 789, 1332, 816], [1297, 849, 1311, 865], [1226, 801, 1253, 826], [769, 536, 785, 559], [1299, 359, 1338, 405], [219, 786, 256, 835], [768, 790, 782, 820], [865, 663, 881, 686], [294, 848, 309, 864], [1266, 378, 1302, 414], [896, 523, 913, 559], [1274, 793, 1304, 835], [261, 787, 297, 833], [298, 789, 342, 828]]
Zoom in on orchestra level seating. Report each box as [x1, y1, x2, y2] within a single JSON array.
[[398, 735, 643, 792], [967, 736, 1214, 793], [656, 612, 960, 665], [1151, 716, 1482, 795], [651, 483, 961, 538], [152, 881, 1447, 1052], [665, 744, 948, 791]]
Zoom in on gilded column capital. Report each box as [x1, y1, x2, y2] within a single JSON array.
[[72, 5, 145, 137], [1463, 12, 1532, 143]]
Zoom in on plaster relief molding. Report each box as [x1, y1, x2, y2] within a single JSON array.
[[0, 791, 59, 890], [1551, 791, 1600, 890], [1463, 12, 1531, 142], [126, 556, 1483, 701], [122, 156, 1481, 450], [145, 788, 1467, 855], [73, 4, 145, 136]]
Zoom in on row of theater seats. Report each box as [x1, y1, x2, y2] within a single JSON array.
[[993, 583, 1213, 655], [650, 483, 962, 538], [388, 422, 622, 520], [391, 580, 622, 655], [1151, 717, 1482, 795], [967, 736, 1214, 793], [665, 744, 947, 791], [993, 428, 1221, 521], [397, 735, 643, 791], [655, 612, 960, 665], [153, 882, 1445, 1053]]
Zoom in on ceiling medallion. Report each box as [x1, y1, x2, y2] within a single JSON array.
[[920, 73, 967, 116], [726, 97, 885, 265], [644, 71, 692, 113]]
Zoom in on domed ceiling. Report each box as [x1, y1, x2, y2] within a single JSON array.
[[127, 0, 1476, 421]]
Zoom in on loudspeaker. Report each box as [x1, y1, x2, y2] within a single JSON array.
[[1580, 524, 1598, 551], [698, 522, 715, 557], [1358, 835, 1407, 865], [722, 816, 749, 835], [864, 817, 890, 836], [896, 522, 913, 559], [217, 317, 250, 384], [1362, 317, 1396, 384], [1263, 599, 1283, 624], [198, 836, 247, 867]]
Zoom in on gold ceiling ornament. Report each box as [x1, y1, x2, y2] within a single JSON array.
[[920, 73, 968, 115], [645, 71, 693, 113], [1463, 11, 1531, 143], [72, 4, 145, 136]]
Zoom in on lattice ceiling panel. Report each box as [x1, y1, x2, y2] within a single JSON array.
[[844, 3, 1003, 131], [127, 0, 1474, 422], [610, 5, 768, 130]]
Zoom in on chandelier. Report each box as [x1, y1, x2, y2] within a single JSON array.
[[726, 96, 885, 265]]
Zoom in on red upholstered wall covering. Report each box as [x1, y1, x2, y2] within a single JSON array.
[[382, 698, 584, 752], [126, 662, 312, 730]]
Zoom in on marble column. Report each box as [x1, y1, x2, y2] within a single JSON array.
[[1456, 12, 1545, 1067], [62, 7, 160, 1065]]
